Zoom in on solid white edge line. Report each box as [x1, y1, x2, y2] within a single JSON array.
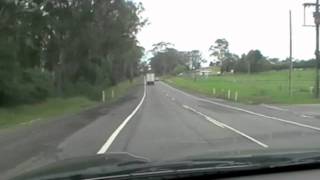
[[97, 79, 146, 154], [182, 105, 268, 148], [161, 82, 320, 132]]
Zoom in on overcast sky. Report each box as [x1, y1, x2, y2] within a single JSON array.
[[136, 0, 316, 64]]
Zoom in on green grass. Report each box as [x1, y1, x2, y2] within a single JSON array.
[[0, 77, 141, 129], [0, 97, 97, 129], [103, 78, 140, 103], [166, 69, 320, 104]]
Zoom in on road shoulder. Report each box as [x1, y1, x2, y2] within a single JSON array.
[[0, 81, 144, 179]]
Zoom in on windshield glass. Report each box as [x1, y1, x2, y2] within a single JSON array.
[[1, 0, 320, 179]]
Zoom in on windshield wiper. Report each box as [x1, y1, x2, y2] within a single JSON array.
[[13, 151, 320, 180]]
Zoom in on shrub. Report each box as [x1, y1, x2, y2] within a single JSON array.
[[0, 68, 53, 106]]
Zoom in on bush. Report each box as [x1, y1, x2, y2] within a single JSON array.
[[64, 77, 106, 101], [173, 65, 188, 75], [0, 68, 54, 106]]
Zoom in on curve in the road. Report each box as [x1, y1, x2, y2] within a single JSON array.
[[97, 80, 147, 154]]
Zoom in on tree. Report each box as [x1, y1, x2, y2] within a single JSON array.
[[245, 50, 271, 73], [189, 50, 205, 70], [149, 47, 193, 76], [151, 42, 174, 55], [0, 0, 146, 105], [268, 58, 280, 64], [209, 38, 229, 73], [234, 54, 248, 73], [222, 52, 239, 72]]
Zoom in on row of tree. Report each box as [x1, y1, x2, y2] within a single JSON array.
[[209, 39, 275, 73], [149, 42, 205, 76], [149, 39, 275, 76], [0, 0, 146, 106], [149, 38, 316, 76], [209, 38, 316, 73]]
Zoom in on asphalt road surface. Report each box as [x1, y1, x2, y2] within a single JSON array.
[[1, 81, 320, 179]]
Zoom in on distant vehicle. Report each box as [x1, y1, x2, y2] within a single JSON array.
[[155, 77, 160, 81], [146, 73, 155, 85]]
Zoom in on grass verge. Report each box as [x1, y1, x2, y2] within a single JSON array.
[[0, 77, 141, 129], [103, 78, 140, 103], [0, 97, 96, 129], [165, 69, 320, 104]]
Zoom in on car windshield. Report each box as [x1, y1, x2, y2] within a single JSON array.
[[1, 0, 320, 179]]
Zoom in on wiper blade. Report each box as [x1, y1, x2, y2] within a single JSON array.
[[86, 162, 258, 180], [14, 151, 320, 180]]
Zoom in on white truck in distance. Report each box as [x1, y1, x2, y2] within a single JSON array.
[[146, 73, 155, 85]]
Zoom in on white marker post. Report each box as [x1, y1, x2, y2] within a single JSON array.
[[235, 91, 238, 102], [310, 86, 314, 94], [212, 88, 216, 96], [111, 89, 115, 99], [102, 90, 106, 103], [227, 90, 231, 99]]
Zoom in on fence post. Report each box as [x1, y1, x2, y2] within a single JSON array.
[[227, 89, 231, 99]]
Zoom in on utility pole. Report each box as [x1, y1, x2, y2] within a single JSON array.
[[303, 0, 320, 98], [289, 10, 293, 96], [316, 0, 320, 98]]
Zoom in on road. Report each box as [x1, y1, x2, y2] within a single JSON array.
[[106, 81, 320, 160], [1, 81, 320, 179]]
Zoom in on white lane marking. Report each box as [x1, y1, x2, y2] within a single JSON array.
[[21, 118, 41, 125], [182, 105, 268, 148], [261, 104, 288, 111], [301, 114, 314, 118], [182, 105, 225, 128], [161, 82, 320, 132], [97, 80, 146, 154]]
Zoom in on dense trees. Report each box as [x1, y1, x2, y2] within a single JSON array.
[[233, 50, 271, 73], [150, 48, 186, 76], [0, 0, 145, 106], [149, 42, 205, 76], [150, 37, 316, 77], [209, 39, 275, 74], [209, 38, 229, 72]]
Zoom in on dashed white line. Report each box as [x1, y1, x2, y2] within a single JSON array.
[[182, 105, 225, 128], [182, 105, 268, 148], [161, 82, 320, 132], [97, 79, 146, 154], [301, 114, 314, 118], [261, 104, 288, 111]]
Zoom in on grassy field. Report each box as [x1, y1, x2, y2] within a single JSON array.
[[0, 78, 140, 129], [166, 69, 320, 104]]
